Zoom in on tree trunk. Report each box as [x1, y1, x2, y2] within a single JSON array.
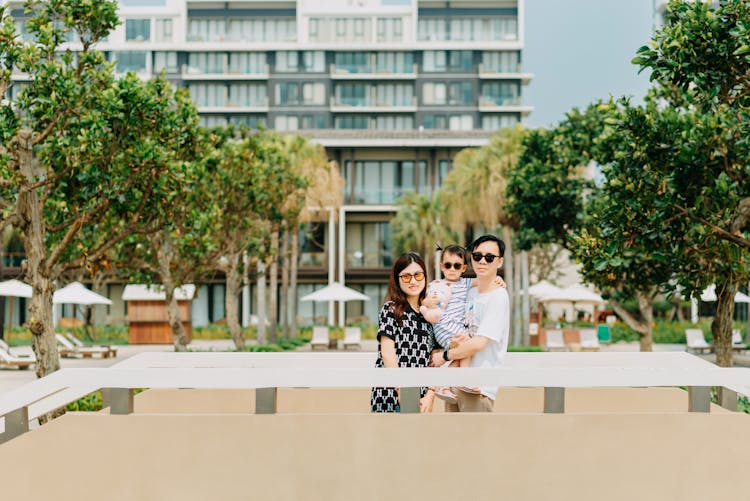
[[269, 230, 279, 343], [502, 226, 518, 345], [163, 281, 188, 352], [289, 230, 299, 338], [712, 279, 737, 367], [512, 250, 522, 346], [609, 291, 654, 351], [225, 254, 245, 350], [280, 228, 290, 340], [17, 129, 60, 380], [256, 261, 267, 344]]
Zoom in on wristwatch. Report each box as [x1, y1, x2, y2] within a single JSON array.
[[442, 348, 450, 362]]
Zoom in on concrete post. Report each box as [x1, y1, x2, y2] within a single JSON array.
[[544, 387, 565, 413], [256, 387, 278, 414]]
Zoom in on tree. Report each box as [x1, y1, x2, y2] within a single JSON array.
[[207, 131, 305, 349], [0, 1, 199, 378], [442, 126, 526, 343], [629, 0, 750, 365], [391, 190, 458, 277]]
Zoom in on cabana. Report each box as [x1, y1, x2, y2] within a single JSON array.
[[122, 284, 195, 344]]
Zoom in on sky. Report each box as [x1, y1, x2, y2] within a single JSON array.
[[523, 0, 655, 128]]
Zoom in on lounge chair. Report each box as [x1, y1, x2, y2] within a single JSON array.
[[544, 329, 567, 352], [597, 324, 612, 344], [65, 332, 118, 358], [579, 329, 600, 351], [0, 339, 35, 370], [343, 327, 362, 351], [732, 329, 747, 353], [685, 329, 713, 354], [310, 326, 329, 351], [55, 333, 115, 359]]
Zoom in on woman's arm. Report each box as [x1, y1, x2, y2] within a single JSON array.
[[380, 336, 399, 368]]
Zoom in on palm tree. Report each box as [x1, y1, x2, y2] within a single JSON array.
[[391, 191, 458, 279], [441, 126, 526, 343]]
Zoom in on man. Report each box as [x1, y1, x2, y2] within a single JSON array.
[[430, 234, 510, 412]]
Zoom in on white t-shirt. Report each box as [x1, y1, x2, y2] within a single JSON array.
[[464, 286, 510, 400]]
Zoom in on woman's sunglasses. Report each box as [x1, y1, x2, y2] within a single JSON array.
[[442, 262, 464, 270], [471, 252, 499, 264], [399, 272, 425, 283]]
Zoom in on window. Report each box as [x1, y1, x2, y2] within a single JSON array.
[[228, 84, 266, 107], [346, 222, 392, 268], [334, 52, 371, 74], [309, 18, 370, 42], [112, 52, 148, 74], [229, 115, 265, 128], [275, 82, 326, 105], [301, 114, 326, 129], [299, 223, 327, 267], [418, 17, 517, 41], [187, 19, 226, 42], [275, 51, 324, 72], [309, 19, 320, 41], [376, 52, 413, 74], [344, 160, 429, 204], [375, 116, 414, 130], [125, 19, 151, 42], [155, 18, 172, 42], [335, 116, 370, 129], [335, 84, 369, 107], [275, 115, 299, 131], [226, 18, 295, 42], [481, 51, 519, 73], [189, 84, 226, 107], [376, 84, 413, 106], [423, 82, 472, 105], [480, 82, 519, 106], [187, 53, 224, 74], [154, 52, 178, 73], [422, 51, 472, 72], [229, 53, 265, 74], [482, 115, 519, 130], [423, 114, 474, 130], [377, 18, 403, 42]]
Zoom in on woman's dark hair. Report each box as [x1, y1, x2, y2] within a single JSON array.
[[386, 252, 427, 325], [441, 244, 467, 264]]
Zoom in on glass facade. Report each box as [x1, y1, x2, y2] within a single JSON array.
[[345, 160, 430, 204], [345, 222, 392, 268]]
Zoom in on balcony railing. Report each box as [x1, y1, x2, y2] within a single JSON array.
[[195, 97, 270, 112], [182, 64, 270, 80], [330, 63, 418, 80], [331, 95, 417, 112], [478, 64, 533, 84]]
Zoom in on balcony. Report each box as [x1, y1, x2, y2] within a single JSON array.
[[181, 64, 270, 81], [196, 97, 269, 113], [330, 63, 418, 80], [478, 96, 533, 115], [478, 64, 533, 84], [330, 96, 417, 113]]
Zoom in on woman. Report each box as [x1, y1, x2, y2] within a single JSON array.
[[371, 252, 436, 413]]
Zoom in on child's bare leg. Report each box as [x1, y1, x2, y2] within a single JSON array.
[[458, 355, 472, 368]]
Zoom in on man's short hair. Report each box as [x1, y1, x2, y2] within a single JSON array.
[[469, 234, 505, 257]]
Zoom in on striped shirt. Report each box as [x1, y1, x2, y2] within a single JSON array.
[[433, 277, 471, 349]]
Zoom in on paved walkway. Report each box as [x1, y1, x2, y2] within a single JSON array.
[[1, 339, 747, 395]]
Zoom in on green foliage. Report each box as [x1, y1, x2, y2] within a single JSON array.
[[609, 319, 724, 344], [508, 345, 545, 352]]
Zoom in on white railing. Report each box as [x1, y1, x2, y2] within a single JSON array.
[[2, 352, 749, 444]]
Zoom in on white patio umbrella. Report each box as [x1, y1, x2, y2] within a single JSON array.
[[527, 280, 564, 300], [700, 284, 750, 303], [537, 284, 605, 305], [301, 282, 370, 302], [0, 279, 33, 332], [301, 282, 370, 326], [53, 282, 112, 305]]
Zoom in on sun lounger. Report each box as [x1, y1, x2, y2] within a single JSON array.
[[579, 329, 600, 351], [343, 327, 362, 351], [544, 329, 567, 352], [310, 326, 329, 351], [685, 329, 713, 354], [597, 324, 612, 344], [0, 347, 35, 370], [64, 332, 118, 358], [56, 333, 115, 359]]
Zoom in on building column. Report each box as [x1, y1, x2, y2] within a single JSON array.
[[338, 206, 347, 326], [328, 206, 336, 326]]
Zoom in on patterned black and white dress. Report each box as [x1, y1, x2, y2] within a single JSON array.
[[370, 301, 435, 413]]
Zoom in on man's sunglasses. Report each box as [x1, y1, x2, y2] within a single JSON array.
[[399, 272, 425, 283], [442, 262, 464, 270], [471, 252, 500, 264]]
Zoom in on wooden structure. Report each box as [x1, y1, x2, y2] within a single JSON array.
[[122, 284, 195, 344]]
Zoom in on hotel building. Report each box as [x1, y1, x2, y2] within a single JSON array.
[[5, 0, 532, 327]]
